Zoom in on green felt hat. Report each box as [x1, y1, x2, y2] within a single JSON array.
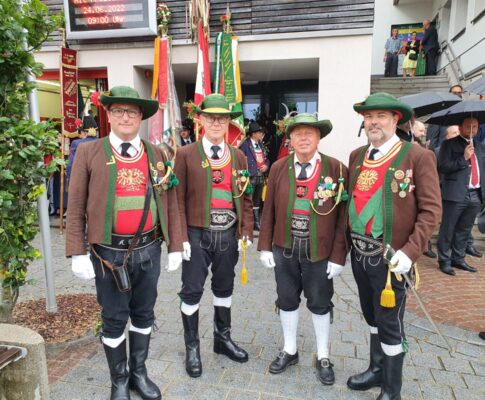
[[195, 94, 242, 119], [286, 113, 333, 139], [99, 86, 159, 120], [353, 92, 413, 124]]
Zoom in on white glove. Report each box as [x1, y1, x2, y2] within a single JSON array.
[[71, 254, 95, 280], [260, 251, 276, 268], [326, 261, 344, 279], [182, 242, 191, 261], [390, 250, 412, 275], [237, 236, 252, 252], [166, 252, 183, 272]]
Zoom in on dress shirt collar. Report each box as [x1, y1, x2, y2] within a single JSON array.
[[294, 151, 320, 176], [202, 136, 225, 158], [109, 132, 142, 156], [368, 134, 400, 160]]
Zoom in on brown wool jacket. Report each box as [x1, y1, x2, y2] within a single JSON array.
[[348, 142, 442, 262], [257, 152, 349, 265], [174, 141, 254, 242], [65, 138, 183, 257]]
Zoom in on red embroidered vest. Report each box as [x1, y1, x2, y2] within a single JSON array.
[[210, 148, 233, 209], [293, 160, 321, 216], [112, 148, 157, 234], [350, 142, 402, 235]]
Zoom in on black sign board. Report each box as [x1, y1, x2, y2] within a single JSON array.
[[64, 0, 157, 39]]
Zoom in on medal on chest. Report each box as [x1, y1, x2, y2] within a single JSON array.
[[356, 169, 378, 192], [212, 169, 224, 184], [296, 185, 308, 197]]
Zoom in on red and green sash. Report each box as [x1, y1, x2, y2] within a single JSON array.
[[209, 146, 234, 209]]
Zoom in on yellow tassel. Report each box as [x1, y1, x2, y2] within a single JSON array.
[[240, 266, 247, 285], [261, 181, 267, 202], [380, 270, 396, 308], [414, 263, 420, 290], [240, 239, 248, 285]]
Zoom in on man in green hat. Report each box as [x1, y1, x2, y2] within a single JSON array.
[[66, 85, 183, 400], [258, 113, 348, 385], [173, 93, 254, 378], [347, 92, 441, 399]]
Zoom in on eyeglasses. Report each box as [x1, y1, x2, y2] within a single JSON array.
[[451, 91, 463, 95], [109, 108, 141, 118], [204, 115, 230, 124]]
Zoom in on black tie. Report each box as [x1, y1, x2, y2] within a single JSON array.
[[211, 145, 221, 160], [368, 148, 379, 160], [120, 143, 131, 157], [255, 143, 261, 150], [297, 162, 311, 180]]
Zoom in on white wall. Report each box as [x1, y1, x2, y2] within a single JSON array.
[[372, 0, 434, 75]]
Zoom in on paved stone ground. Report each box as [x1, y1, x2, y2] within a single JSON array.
[[18, 227, 485, 400]]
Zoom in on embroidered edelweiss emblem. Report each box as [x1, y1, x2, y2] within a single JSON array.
[[356, 170, 378, 192], [117, 168, 145, 191]]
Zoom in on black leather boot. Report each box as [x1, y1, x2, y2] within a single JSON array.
[[182, 310, 202, 377], [376, 352, 404, 400], [213, 306, 248, 362], [128, 331, 161, 400], [103, 340, 130, 400], [253, 208, 261, 231], [347, 333, 383, 391]]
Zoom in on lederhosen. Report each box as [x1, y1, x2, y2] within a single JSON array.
[[179, 145, 240, 305], [348, 141, 411, 346], [274, 155, 337, 315]]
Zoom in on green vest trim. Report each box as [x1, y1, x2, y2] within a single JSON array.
[[229, 146, 243, 233], [143, 140, 170, 246], [102, 138, 117, 244], [196, 141, 212, 228], [284, 154, 296, 248]]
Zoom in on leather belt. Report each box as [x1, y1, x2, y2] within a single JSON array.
[[99, 226, 161, 251], [350, 232, 383, 256]]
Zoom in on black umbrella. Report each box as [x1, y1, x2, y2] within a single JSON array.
[[425, 100, 485, 125], [398, 91, 462, 117], [464, 75, 485, 96]]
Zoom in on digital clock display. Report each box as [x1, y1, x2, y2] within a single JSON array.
[[64, 0, 157, 39]]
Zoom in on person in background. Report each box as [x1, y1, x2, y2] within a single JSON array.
[[66, 114, 98, 186], [437, 117, 483, 275], [180, 123, 195, 146], [422, 19, 439, 76], [239, 121, 270, 230], [402, 32, 420, 79], [384, 28, 401, 77], [258, 113, 348, 386]]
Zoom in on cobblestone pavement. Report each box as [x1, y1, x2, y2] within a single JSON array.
[[19, 227, 485, 400]]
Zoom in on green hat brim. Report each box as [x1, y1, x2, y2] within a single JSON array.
[[195, 107, 242, 119], [286, 120, 333, 139], [100, 95, 159, 120], [353, 93, 413, 125]]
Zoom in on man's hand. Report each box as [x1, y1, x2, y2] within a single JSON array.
[[326, 262, 344, 280], [72, 254, 95, 280], [238, 236, 252, 252], [166, 252, 183, 272], [259, 164, 268, 173], [182, 242, 191, 261], [389, 250, 412, 275], [260, 251, 276, 268], [464, 144, 474, 161]]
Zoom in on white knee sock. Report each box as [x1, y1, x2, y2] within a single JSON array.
[[129, 324, 152, 335], [102, 334, 125, 348], [280, 309, 299, 355], [381, 342, 404, 356], [213, 295, 232, 308], [181, 302, 200, 316], [312, 312, 330, 360]]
